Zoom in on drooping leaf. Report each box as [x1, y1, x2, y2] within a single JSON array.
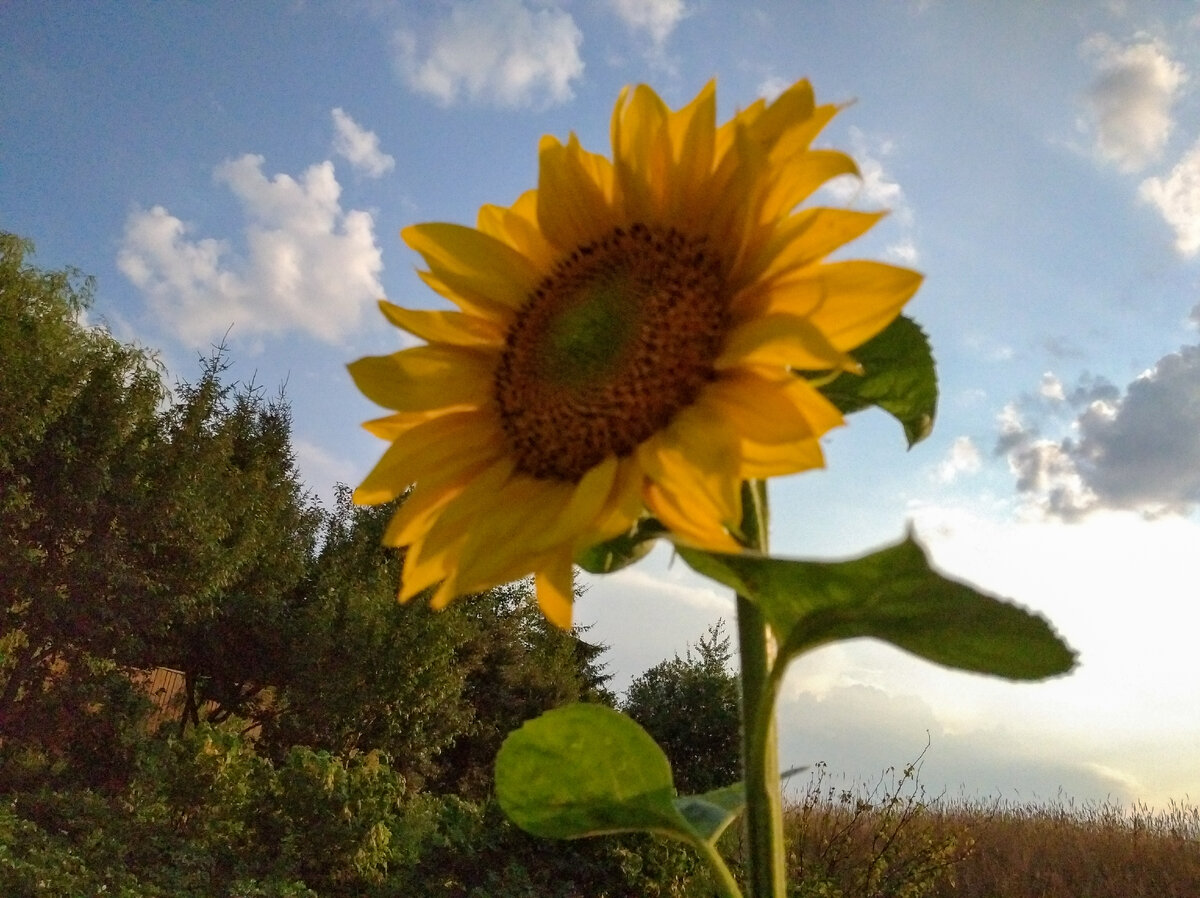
[[673, 782, 745, 844], [576, 517, 666, 574], [678, 535, 1075, 681], [812, 315, 938, 447]]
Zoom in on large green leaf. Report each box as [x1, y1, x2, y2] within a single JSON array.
[[813, 315, 938, 447], [496, 703, 689, 839], [496, 703, 748, 849], [678, 535, 1075, 681]]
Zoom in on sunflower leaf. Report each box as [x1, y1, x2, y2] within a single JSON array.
[[576, 518, 666, 574], [813, 315, 938, 447], [673, 783, 745, 844], [677, 535, 1075, 681], [496, 703, 696, 841]]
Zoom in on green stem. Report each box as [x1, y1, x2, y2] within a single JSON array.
[[736, 480, 786, 898], [694, 835, 747, 898]]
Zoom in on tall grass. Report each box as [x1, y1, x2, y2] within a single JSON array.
[[780, 754, 1200, 898]]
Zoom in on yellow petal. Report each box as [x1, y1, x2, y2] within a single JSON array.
[[589, 456, 647, 540], [740, 435, 827, 479], [402, 537, 459, 602], [403, 223, 541, 312], [644, 480, 743, 552], [760, 150, 859, 222], [362, 409, 444, 441], [377, 301, 506, 348], [766, 103, 840, 164], [718, 313, 856, 372], [457, 475, 573, 573], [476, 190, 557, 271], [550, 456, 620, 546], [700, 370, 845, 448], [535, 554, 575, 630], [348, 345, 496, 412], [753, 207, 883, 284], [612, 84, 672, 221], [354, 411, 503, 505], [639, 413, 743, 549], [748, 80, 816, 150], [805, 261, 924, 350], [537, 134, 620, 252], [665, 81, 717, 222]]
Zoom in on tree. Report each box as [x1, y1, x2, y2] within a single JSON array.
[[262, 489, 479, 786], [0, 232, 167, 733], [622, 621, 741, 795], [149, 353, 323, 731], [265, 486, 614, 796], [429, 580, 612, 800]]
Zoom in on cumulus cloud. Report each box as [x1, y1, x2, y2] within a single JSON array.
[[395, 0, 583, 109], [118, 154, 383, 347], [935, 436, 982, 484], [1139, 136, 1200, 256], [999, 349, 1200, 519], [610, 0, 688, 46], [331, 108, 394, 178], [1079, 34, 1186, 172]]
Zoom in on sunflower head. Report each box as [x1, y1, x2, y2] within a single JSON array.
[[349, 79, 923, 628]]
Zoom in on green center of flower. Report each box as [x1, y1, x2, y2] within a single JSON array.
[[494, 222, 729, 482]]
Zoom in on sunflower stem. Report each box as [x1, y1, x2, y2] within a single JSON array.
[[736, 480, 786, 898]]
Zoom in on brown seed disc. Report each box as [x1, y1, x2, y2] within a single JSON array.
[[494, 222, 729, 482]]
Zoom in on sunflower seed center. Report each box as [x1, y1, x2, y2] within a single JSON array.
[[494, 222, 728, 482]]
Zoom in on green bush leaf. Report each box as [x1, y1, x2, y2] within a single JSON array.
[[575, 518, 666, 574], [678, 535, 1075, 681], [495, 703, 690, 840], [813, 315, 938, 447]]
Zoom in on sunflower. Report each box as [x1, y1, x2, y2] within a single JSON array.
[[349, 80, 922, 628]]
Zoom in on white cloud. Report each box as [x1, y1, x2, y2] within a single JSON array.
[[294, 438, 359, 509], [609, 0, 687, 46], [1079, 34, 1186, 172], [118, 154, 383, 347], [756, 76, 790, 102], [331, 107, 394, 178], [395, 0, 583, 109], [1039, 372, 1065, 401], [935, 435, 982, 483], [1139, 136, 1200, 256], [821, 128, 918, 263]]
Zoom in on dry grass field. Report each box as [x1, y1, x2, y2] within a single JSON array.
[[779, 760, 1200, 898]]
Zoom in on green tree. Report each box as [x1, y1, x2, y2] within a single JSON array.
[[430, 581, 612, 800], [266, 487, 613, 796], [622, 621, 741, 795], [0, 232, 167, 735], [263, 490, 478, 786], [151, 353, 322, 730]]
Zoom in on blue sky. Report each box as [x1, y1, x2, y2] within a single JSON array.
[[4, 1, 1200, 807]]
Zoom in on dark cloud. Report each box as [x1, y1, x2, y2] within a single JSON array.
[[1001, 346, 1200, 518], [1074, 346, 1200, 512]]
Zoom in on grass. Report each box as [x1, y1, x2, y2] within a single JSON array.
[[777, 755, 1200, 898]]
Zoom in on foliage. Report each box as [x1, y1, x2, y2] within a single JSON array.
[[622, 622, 741, 796], [0, 232, 167, 726], [265, 487, 610, 795], [151, 352, 323, 729]]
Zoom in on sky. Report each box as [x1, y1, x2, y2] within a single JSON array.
[[3, 1, 1200, 809]]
